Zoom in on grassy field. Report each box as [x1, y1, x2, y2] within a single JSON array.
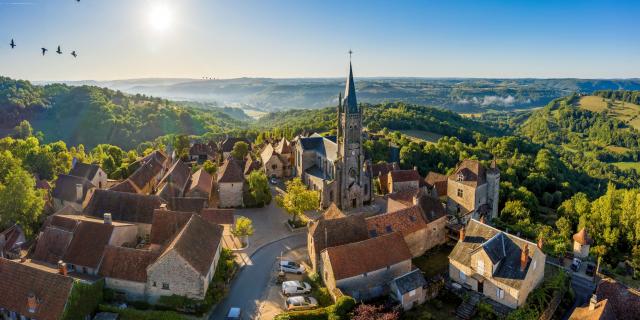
[[613, 162, 640, 172], [579, 95, 640, 130], [400, 130, 444, 144], [606, 145, 632, 154]]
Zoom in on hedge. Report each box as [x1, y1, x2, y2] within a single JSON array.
[[62, 279, 104, 320], [98, 304, 186, 320], [274, 295, 356, 320]]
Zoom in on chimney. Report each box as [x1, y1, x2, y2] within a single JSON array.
[[27, 293, 38, 313], [413, 166, 418, 171], [459, 226, 465, 242], [160, 203, 167, 210], [75, 183, 83, 202], [589, 294, 598, 310], [480, 215, 486, 224], [520, 244, 529, 272], [58, 260, 67, 276], [103, 213, 112, 225], [538, 237, 544, 250]]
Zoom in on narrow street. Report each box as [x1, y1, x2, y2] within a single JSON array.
[[209, 233, 306, 320]]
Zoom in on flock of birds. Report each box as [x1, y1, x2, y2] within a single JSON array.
[[9, 39, 78, 58], [8, 0, 81, 58]]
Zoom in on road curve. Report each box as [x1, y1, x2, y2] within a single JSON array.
[[210, 233, 306, 320]]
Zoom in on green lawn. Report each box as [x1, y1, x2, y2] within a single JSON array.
[[402, 291, 460, 320], [613, 162, 640, 172], [412, 245, 452, 279], [400, 130, 443, 144]]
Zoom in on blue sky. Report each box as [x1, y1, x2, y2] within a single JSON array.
[[0, 0, 638, 80]]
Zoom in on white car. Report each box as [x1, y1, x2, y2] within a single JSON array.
[[280, 260, 305, 274], [285, 296, 319, 311], [282, 280, 312, 296]]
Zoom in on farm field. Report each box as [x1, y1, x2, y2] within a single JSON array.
[[579, 95, 640, 130]]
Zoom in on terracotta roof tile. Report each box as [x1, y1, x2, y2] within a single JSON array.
[[325, 232, 411, 280], [425, 172, 448, 196], [569, 298, 616, 320], [389, 169, 421, 183], [371, 162, 399, 178], [32, 226, 74, 265], [595, 278, 640, 320], [188, 168, 212, 195], [574, 228, 594, 245], [99, 246, 158, 283], [449, 159, 487, 186], [321, 203, 347, 220], [309, 215, 369, 258], [0, 258, 74, 320], [218, 158, 245, 183], [62, 220, 114, 268], [150, 210, 193, 245], [366, 205, 428, 237], [166, 197, 206, 213], [109, 179, 139, 193], [128, 152, 166, 189], [201, 208, 235, 225]]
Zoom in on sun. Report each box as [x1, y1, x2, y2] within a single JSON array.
[[148, 3, 173, 32]]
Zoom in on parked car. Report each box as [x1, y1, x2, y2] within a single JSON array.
[[270, 177, 278, 185], [282, 280, 312, 296], [585, 264, 595, 277], [226, 307, 242, 319], [285, 296, 319, 311], [280, 260, 305, 274], [571, 258, 582, 272]]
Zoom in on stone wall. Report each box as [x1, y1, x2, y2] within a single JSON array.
[[218, 182, 243, 208], [105, 277, 146, 301], [263, 155, 284, 178], [147, 250, 206, 301], [389, 180, 419, 194], [404, 216, 447, 257]]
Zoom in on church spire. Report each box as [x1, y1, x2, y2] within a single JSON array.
[[343, 56, 358, 114]]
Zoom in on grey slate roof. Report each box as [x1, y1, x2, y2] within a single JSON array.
[[343, 62, 358, 114], [52, 174, 95, 203], [84, 189, 164, 224], [480, 233, 507, 264], [68, 162, 102, 181], [298, 135, 338, 161], [393, 269, 427, 295], [449, 219, 542, 290]]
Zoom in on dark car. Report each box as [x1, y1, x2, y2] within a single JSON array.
[[585, 264, 595, 277], [571, 258, 582, 272]]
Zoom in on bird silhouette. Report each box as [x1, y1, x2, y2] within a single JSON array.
[[56, 45, 62, 54], [10, 39, 15, 49], [71, 51, 77, 58], [41, 48, 48, 56]]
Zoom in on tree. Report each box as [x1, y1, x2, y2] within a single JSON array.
[[500, 200, 531, 224], [231, 216, 254, 247], [276, 178, 319, 225], [202, 160, 218, 175], [247, 170, 271, 207], [173, 135, 190, 160], [230, 141, 249, 160], [0, 167, 45, 237], [13, 120, 33, 139]]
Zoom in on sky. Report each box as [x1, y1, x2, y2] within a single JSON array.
[[0, 0, 638, 81]]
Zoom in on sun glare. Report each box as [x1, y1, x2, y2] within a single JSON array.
[[148, 3, 173, 32]]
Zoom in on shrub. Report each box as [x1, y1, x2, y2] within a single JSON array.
[[62, 279, 104, 320], [329, 296, 356, 318], [98, 304, 186, 320]]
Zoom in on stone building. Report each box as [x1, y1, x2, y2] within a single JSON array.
[[156, 160, 191, 201], [110, 151, 169, 194], [390, 269, 429, 311], [219, 137, 251, 159], [371, 162, 399, 194], [446, 159, 500, 221], [185, 168, 213, 202], [217, 158, 245, 208], [321, 232, 412, 301], [573, 228, 593, 259], [260, 138, 293, 178], [366, 190, 447, 257], [293, 62, 372, 210], [386, 169, 421, 194], [0, 224, 25, 259], [448, 219, 545, 309], [188, 142, 217, 163], [307, 204, 369, 274], [51, 174, 96, 211], [68, 162, 108, 189]]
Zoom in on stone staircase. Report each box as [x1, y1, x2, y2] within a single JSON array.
[[455, 294, 480, 320]]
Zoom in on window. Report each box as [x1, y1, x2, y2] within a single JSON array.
[[272, 164, 277, 170], [385, 225, 393, 233], [496, 288, 504, 299], [162, 282, 170, 290], [459, 270, 466, 282], [408, 289, 416, 297], [152, 281, 156, 287], [369, 230, 377, 237], [457, 173, 464, 181], [477, 259, 485, 274], [363, 272, 368, 277], [457, 189, 463, 198]]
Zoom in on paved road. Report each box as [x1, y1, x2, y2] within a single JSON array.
[[561, 273, 596, 320], [210, 233, 306, 320]]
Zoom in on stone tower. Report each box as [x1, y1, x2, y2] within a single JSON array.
[[486, 160, 500, 219], [336, 62, 370, 210]]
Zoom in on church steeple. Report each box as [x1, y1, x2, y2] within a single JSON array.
[[343, 62, 358, 114]]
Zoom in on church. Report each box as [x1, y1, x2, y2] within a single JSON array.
[[293, 62, 373, 210]]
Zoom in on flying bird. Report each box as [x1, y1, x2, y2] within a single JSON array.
[[71, 51, 77, 58], [10, 39, 15, 49], [56, 45, 62, 54], [41, 47, 48, 56]]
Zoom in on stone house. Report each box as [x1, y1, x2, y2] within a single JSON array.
[[188, 143, 216, 163], [111, 150, 168, 194], [307, 204, 369, 273], [217, 158, 245, 208], [569, 294, 616, 320], [69, 162, 108, 189], [244, 155, 261, 176], [99, 245, 159, 301], [321, 232, 412, 301], [387, 169, 421, 194], [423, 172, 448, 199], [0, 258, 76, 320], [446, 160, 500, 221], [390, 269, 428, 311], [156, 160, 191, 201], [167, 197, 207, 213], [573, 228, 593, 259], [0, 224, 26, 259], [448, 219, 545, 309], [32, 214, 138, 275], [371, 162, 399, 194], [260, 138, 293, 178], [185, 168, 213, 202], [52, 174, 96, 211], [578, 278, 640, 320], [147, 215, 224, 301], [366, 190, 447, 257], [220, 137, 251, 159], [83, 189, 165, 238]]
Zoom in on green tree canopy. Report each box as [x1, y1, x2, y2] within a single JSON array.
[[276, 178, 319, 223]]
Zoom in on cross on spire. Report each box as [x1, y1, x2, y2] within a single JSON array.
[[348, 49, 353, 61]]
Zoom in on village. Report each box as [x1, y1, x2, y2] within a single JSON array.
[[0, 64, 637, 320]]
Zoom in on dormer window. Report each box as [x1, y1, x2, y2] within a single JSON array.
[[457, 173, 464, 181]]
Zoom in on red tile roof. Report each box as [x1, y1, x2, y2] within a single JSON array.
[[449, 159, 487, 186], [424, 172, 448, 196], [389, 169, 421, 183], [0, 258, 75, 320], [32, 226, 74, 265], [201, 208, 235, 225], [188, 168, 213, 195], [218, 158, 245, 183], [574, 228, 594, 245], [366, 204, 428, 237], [150, 210, 193, 245], [99, 246, 158, 283], [61, 220, 114, 269], [325, 232, 411, 280], [569, 298, 616, 320], [595, 278, 640, 320]]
